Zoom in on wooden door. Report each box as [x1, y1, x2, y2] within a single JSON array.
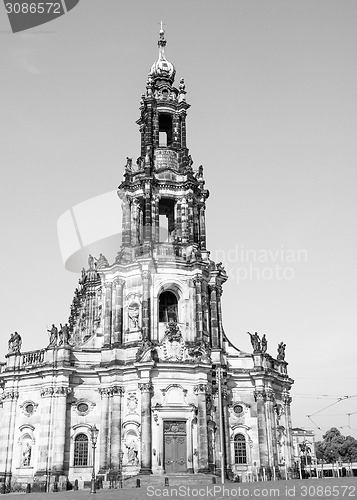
[[164, 421, 187, 473]]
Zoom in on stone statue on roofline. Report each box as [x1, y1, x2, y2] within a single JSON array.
[[261, 334, 267, 353], [277, 342, 286, 361], [247, 331, 261, 352], [8, 331, 22, 354], [47, 324, 58, 347], [59, 323, 70, 346]]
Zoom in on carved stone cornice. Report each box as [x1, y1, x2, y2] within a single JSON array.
[[1, 390, 19, 401], [138, 383, 153, 393]]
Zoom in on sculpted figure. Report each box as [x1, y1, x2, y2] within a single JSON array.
[[277, 342, 286, 361], [47, 324, 58, 347], [8, 331, 22, 354], [128, 305, 140, 331], [261, 334, 267, 353], [88, 254, 95, 270], [22, 443, 31, 466], [247, 331, 261, 352], [59, 323, 70, 345], [125, 157, 133, 173], [125, 437, 139, 465]]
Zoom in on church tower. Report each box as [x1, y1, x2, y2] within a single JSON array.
[[0, 28, 294, 491]]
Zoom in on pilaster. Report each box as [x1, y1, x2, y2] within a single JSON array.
[[254, 389, 269, 466], [138, 383, 153, 474], [98, 388, 111, 475], [194, 384, 209, 473], [110, 386, 125, 473]]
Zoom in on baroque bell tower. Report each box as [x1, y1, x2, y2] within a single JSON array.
[[115, 24, 228, 352]]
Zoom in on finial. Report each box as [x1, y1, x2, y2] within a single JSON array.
[[158, 20, 166, 56]]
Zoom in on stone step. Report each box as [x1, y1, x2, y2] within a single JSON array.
[[123, 473, 218, 488]]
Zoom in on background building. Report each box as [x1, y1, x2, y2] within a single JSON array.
[[0, 29, 294, 491]]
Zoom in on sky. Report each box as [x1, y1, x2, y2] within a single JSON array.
[[0, 0, 356, 440]]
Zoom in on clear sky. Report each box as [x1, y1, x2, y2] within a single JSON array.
[[1, 0, 356, 440]]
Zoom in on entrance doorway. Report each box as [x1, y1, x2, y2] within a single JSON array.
[[164, 421, 187, 473]]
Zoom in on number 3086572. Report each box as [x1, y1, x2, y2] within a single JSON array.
[[5, 3, 62, 14]]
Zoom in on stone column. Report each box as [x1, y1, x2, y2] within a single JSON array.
[[194, 277, 203, 340], [216, 286, 224, 348], [283, 391, 294, 467], [0, 390, 19, 488], [175, 199, 182, 242], [172, 112, 181, 149], [254, 389, 269, 466], [181, 198, 188, 244], [139, 383, 153, 474], [98, 388, 111, 475], [212, 390, 223, 474], [266, 390, 278, 467], [103, 283, 112, 347], [209, 285, 219, 348], [194, 384, 209, 473], [122, 198, 131, 247], [193, 204, 200, 244], [199, 205, 207, 250], [187, 195, 194, 244], [222, 390, 231, 474], [112, 279, 124, 345], [110, 386, 124, 473], [151, 196, 159, 244], [141, 271, 151, 340], [51, 387, 71, 476], [131, 200, 139, 246], [144, 191, 152, 244], [181, 111, 187, 149]]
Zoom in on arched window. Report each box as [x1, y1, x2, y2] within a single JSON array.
[[234, 434, 247, 464], [159, 291, 178, 322], [74, 433, 89, 466]]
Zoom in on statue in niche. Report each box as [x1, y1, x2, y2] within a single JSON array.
[[47, 324, 58, 347], [136, 156, 143, 169], [277, 342, 286, 361], [8, 331, 22, 354], [128, 304, 140, 331], [127, 393, 138, 414], [125, 436, 139, 465], [22, 442, 32, 466]]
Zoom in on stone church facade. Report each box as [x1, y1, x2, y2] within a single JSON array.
[[0, 29, 294, 490]]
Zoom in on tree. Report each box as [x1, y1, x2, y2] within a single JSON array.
[[315, 428, 357, 463]]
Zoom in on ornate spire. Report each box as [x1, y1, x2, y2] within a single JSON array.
[[149, 23, 176, 84]]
